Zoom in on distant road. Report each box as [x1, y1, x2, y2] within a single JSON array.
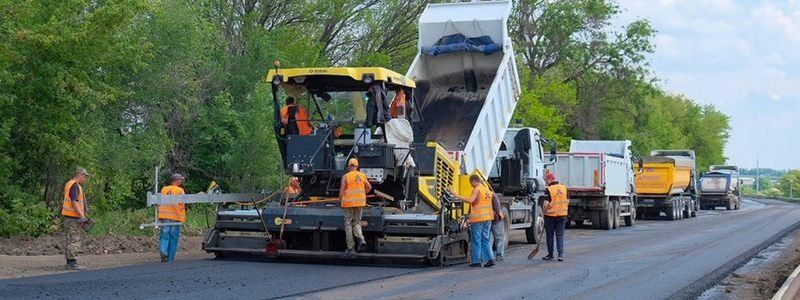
[[2, 198, 799, 300]]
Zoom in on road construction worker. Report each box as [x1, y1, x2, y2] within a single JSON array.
[[158, 173, 186, 262], [490, 193, 506, 261], [339, 158, 372, 255], [542, 172, 569, 262], [390, 89, 408, 119], [453, 174, 496, 268], [281, 97, 313, 136], [284, 177, 301, 202], [62, 167, 91, 270]]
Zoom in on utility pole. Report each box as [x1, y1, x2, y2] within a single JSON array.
[[756, 154, 760, 193]]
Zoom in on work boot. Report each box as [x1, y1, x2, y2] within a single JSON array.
[[542, 254, 554, 261], [65, 259, 84, 271], [468, 263, 482, 267], [484, 260, 496, 268], [160, 253, 168, 263], [558, 254, 564, 262], [344, 248, 357, 257], [496, 255, 504, 262], [357, 239, 367, 253]]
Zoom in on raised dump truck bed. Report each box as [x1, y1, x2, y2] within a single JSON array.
[[548, 140, 637, 230], [635, 150, 699, 220], [409, 0, 520, 177]]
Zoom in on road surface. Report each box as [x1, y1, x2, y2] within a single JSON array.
[[2, 198, 799, 300]]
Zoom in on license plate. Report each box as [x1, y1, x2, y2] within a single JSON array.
[[361, 168, 384, 182]]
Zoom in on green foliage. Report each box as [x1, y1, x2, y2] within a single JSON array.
[[778, 170, 800, 198], [0, 0, 731, 237], [755, 176, 772, 191]]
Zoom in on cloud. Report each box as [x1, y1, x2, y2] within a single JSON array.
[[617, 0, 800, 169]]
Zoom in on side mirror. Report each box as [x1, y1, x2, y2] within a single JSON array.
[[633, 156, 644, 174], [545, 140, 558, 166]]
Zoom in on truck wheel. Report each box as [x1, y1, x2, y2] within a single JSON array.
[[666, 200, 677, 220], [683, 201, 691, 219], [599, 206, 613, 230], [525, 206, 544, 244], [502, 207, 511, 249], [612, 200, 620, 229], [625, 204, 636, 226]]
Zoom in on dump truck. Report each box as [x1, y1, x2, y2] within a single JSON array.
[[635, 150, 699, 220], [546, 140, 638, 230], [699, 165, 741, 210], [198, 0, 544, 265]]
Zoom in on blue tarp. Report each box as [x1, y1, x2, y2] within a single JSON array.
[[421, 33, 502, 56]]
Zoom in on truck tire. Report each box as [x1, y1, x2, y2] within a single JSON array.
[[525, 206, 544, 244], [612, 200, 620, 229], [599, 205, 613, 230], [683, 201, 691, 219], [502, 207, 511, 249], [625, 203, 636, 226], [666, 200, 677, 220]]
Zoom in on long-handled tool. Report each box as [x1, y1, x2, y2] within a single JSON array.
[[251, 197, 278, 256], [527, 243, 540, 260], [273, 193, 290, 249]]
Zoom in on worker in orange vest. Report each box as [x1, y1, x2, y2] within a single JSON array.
[[284, 177, 302, 203], [61, 167, 91, 270], [158, 173, 186, 262], [542, 172, 569, 262], [280, 97, 313, 136], [390, 89, 407, 119], [339, 158, 372, 255], [452, 174, 496, 268]]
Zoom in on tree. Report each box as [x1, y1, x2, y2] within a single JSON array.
[[778, 170, 800, 198]]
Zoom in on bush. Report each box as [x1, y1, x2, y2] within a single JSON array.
[[0, 198, 54, 238]]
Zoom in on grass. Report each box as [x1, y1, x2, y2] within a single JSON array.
[[87, 204, 217, 237]]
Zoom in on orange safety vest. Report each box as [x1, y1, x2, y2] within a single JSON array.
[[545, 183, 569, 217], [390, 90, 407, 118], [158, 185, 186, 222], [284, 186, 300, 197], [280, 104, 313, 136], [469, 185, 494, 223], [341, 171, 368, 208], [61, 179, 86, 218]]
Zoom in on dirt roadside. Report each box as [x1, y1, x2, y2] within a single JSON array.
[[704, 227, 800, 299], [0, 235, 212, 280]]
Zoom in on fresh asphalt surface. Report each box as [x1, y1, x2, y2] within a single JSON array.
[[2, 198, 799, 300]]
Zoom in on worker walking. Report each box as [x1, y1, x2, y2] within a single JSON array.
[[453, 174, 496, 268], [542, 172, 569, 262], [281, 97, 313, 136], [490, 193, 506, 261], [62, 168, 91, 270], [339, 158, 372, 255], [158, 174, 186, 262]]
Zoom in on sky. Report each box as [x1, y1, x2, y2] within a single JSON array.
[[616, 0, 800, 169]]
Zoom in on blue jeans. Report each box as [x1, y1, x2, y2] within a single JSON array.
[[470, 221, 494, 264], [159, 222, 181, 262], [491, 221, 505, 258], [544, 216, 566, 256]]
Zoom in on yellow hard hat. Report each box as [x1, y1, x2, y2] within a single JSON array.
[[348, 158, 359, 167]]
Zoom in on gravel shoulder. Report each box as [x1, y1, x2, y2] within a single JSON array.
[[0, 235, 209, 280]]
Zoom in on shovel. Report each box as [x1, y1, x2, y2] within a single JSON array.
[[273, 193, 291, 249], [527, 243, 540, 260]]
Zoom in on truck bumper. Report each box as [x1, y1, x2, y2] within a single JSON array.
[[699, 195, 734, 206]]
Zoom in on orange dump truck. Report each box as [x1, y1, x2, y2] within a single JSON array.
[[634, 150, 699, 221]]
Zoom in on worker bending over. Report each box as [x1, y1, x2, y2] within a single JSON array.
[[285, 177, 301, 198], [453, 175, 496, 268], [281, 97, 313, 136], [62, 168, 91, 270], [542, 172, 569, 262], [340, 158, 372, 255], [158, 173, 186, 262]]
